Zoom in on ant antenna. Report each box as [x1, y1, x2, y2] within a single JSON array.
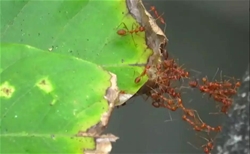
[[187, 141, 200, 150], [164, 109, 176, 122], [212, 67, 220, 81]]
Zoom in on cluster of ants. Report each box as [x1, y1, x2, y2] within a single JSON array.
[[116, 5, 241, 154], [189, 76, 241, 114], [133, 51, 240, 154]]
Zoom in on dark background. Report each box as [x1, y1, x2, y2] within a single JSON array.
[[106, 1, 249, 153]]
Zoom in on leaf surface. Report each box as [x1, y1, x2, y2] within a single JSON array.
[[1, 0, 152, 93], [0, 43, 114, 153]]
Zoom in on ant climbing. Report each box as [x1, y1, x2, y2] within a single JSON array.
[[181, 106, 222, 133], [148, 5, 167, 32], [113, 7, 240, 152], [116, 22, 145, 46], [134, 65, 150, 83], [187, 133, 216, 154], [117, 22, 145, 36], [148, 6, 166, 25]]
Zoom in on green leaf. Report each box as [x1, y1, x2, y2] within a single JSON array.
[[1, 0, 156, 152], [1, 0, 152, 94], [0, 43, 113, 153]]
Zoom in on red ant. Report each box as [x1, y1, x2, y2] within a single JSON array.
[[117, 22, 145, 45], [202, 142, 213, 154], [200, 135, 217, 154], [202, 77, 208, 84], [148, 5, 166, 32], [162, 59, 175, 68], [182, 107, 222, 133], [149, 85, 180, 111], [235, 81, 241, 88], [189, 79, 199, 88], [117, 22, 145, 36], [189, 134, 215, 154], [152, 101, 161, 108], [134, 65, 150, 83]]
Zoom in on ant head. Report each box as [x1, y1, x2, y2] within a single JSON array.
[[235, 81, 241, 88]]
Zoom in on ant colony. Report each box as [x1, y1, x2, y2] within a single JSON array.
[[115, 4, 241, 154]]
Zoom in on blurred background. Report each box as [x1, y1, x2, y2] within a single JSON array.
[[106, 1, 249, 153]]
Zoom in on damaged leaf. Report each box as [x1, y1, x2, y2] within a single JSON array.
[[0, 44, 118, 153], [0, 0, 167, 153]]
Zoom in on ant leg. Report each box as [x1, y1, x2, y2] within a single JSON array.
[[130, 23, 137, 46], [187, 142, 200, 150], [219, 70, 223, 83], [192, 110, 205, 126], [212, 67, 220, 81], [154, 12, 163, 21], [164, 109, 176, 122], [152, 10, 167, 33], [116, 22, 128, 30], [158, 12, 167, 33]]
